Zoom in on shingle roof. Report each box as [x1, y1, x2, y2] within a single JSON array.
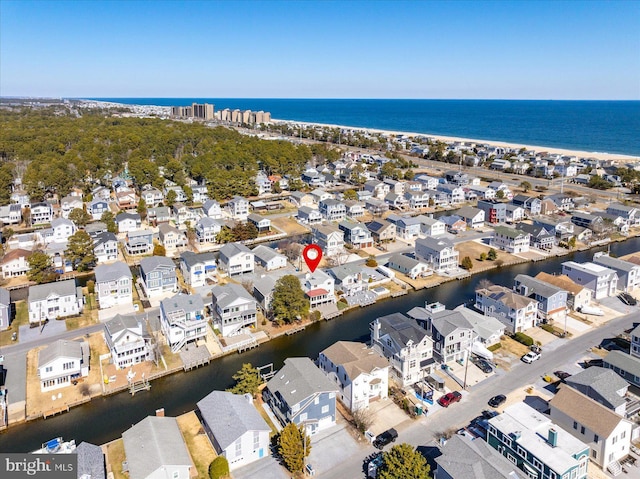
[[387, 254, 424, 271], [38, 339, 85, 368], [0, 248, 31, 265], [252, 245, 284, 264], [29, 279, 78, 302], [139, 256, 175, 272], [0, 287, 10, 306], [104, 314, 146, 341], [197, 391, 270, 451], [456, 206, 483, 219], [122, 416, 191, 479], [377, 313, 430, 347], [321, 341, 389, 381], [514, 274, 564, 298], [211, 283, 254, 309], [76, 442, 106, 479], [494, 225, 527, 239], [161, 293, 204, 315], [604, 350, 640, 377], [477, 285, 537, 310], [180, 251, 216, 268], [266, 357, 338, 407], [95, 261, 132, 283], [416, 236, 455, 252], [431, 310, 474, 337], [219, 242, 252, 260], [565, 366, 627, 410], [593, 254, 639, 273], [535, 272, 585, 296]]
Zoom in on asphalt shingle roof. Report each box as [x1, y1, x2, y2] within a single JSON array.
[[565, 366, 627, 410], [266, 357, 338, 407], [95, 261, 132, 283]]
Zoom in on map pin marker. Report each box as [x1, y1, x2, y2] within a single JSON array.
[[302, 244, 323, 273]]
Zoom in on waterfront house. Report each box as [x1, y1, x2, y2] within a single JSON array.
[[386, 254, 430, 279], [593, 252, 640, 292], [252, 245, 287, 271], [60, 195, 83, 219], [487, 402, 589, 479], [87, 199, 109, 221], [388, 215, 422, 240], [253, 275, 278, 312], [415, 174, 439, 191], [571, 212, 604, 232], [124, 229, 154, 255], [436, 184, 464, 205], [158, 223, 186, 251], [319, 198, 347, 222], [311, 224, 345, 257], [632, 325, 640, 359], [427, 309, 477, 364], [93, 232, 118, 263], [104, 314, 154, 370], [338, 220, 373, 249], [160, 293, 207, 352], [505, 203, 525, 223], [195, 216, 223, 244], [467, 185, 496, 200], [364, 198, 389, 216], [366, 219, 396, 244], [457, 206, 485, 229], [211, 283, 258, 337], [122, 416, 192, 479], [606, 203, 640, 226], [370, 312, 434, 387], [514, 274, 567, 323], [0, 248, 30, 278], [603, 350, 640, 388], [328, 263, 367, 297], [298, 270, 337, 309], [565, 367, 628, 415], [415, 215, 446, 237], [561, 261, 618, 300], [403, 190, 430, 209], [534, 272, 591, 312], [115, 212, 141, 233], [515, 223, 555, 250], [38, 339, 89, 392], [475, 285, 538, 333], [218, 242, 254, 276], [197, 391, 271, 470], [318, 341, 390, 412], [477, 199, 507, 224], [384, 192, 408, 210], [248, 213, 271, 233], [512, 195, 542, 216], [548, 194, 575, 211], [297, 206, 322, 225], [0, 288, 10, 331], [549, 386, 632, 472], [95, 261, 133, 309], [491, 226, 530, 254], [364, 180, 390, 199], [344, 200, 366, 218], [28, 279, 83, 324], [30, 202, 53, 225], [415, 237, 459, 274], [179, 251, 216, 288], [139, 256, 178, 298], [263, 357, 338, 435], [228, 196, 249, 221]]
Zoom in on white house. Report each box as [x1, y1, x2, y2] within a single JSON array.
[[491, 226, 531, 254], [195, 216, 223, 244], [415, 237, 459, 274], [318, 341, 389, 411], [158, 223, 186, 251], [104, 314, 154, 370], [94, 261, 132, 309], [228, 196, 249, 221], [252, 245, 287, 271], [298, 270, 337, 309], [312, 224, 345, 258], [475, 285, 538, 333], [28, 279, 83, 324], [38, 339, 90, 392], [60, 195, 83, 219], [93, 232, 118, 263], [593, 252, 640, 292], [115, 212, 141, 233], [562, 261, 618, 300], [179, 251, 216, 288], [387, 254, 430, 279], [160, 293, 207, 352], [211, 283, 258, 337], [30, 202, 53, 225], [203, 199, 224, 219], [219, 243, 254, 276], [416, 216, 446, 237], [0, 248, 30, 278], [456, 206, 485, 229]]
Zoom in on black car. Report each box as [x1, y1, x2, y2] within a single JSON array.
[[475, 359, 494, 373], [554, 371, 572, 381], [488, 394, 507, 408], [619, 292, 638, 306], [373, 428, 398, 449]]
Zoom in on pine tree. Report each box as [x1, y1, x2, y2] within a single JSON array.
[[378, 443, 431, 479], [101, 211, 117, 233], [227, 363, 263, 397], [69, 208, 91, 227], [487, 248, 498, 261], [278, 423, 311, 473], [271, 275, 309, 324], [65, 230, 97, 272], [27, 250, 58, 284], [461, 256, 473, 270]]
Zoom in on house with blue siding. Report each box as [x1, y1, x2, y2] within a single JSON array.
[[139, 256, 177, 298], [514, 274, 568, 323]]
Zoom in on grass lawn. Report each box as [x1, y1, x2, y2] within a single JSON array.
[[0, 300, 28, 346], [65, 309, 98, 331], [160, 343, 183, 370], [105, 439, 127, 479], [176, 411, 217, 478]]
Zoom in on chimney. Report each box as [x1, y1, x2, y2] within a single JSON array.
[[155, 408, 165, 417], [548, 428, 558, 447]]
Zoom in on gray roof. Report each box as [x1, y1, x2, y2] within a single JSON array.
[[197, 216, 223, 228], [104, 314, 147, 341], [122, 416, 191, 479], [158, 223, 181, 235], [38, 339, 86, 368], [76, 442, 106, 479], [494, 225, 527, 239], [435, 434, 523, 479], [593, 254, 639, 273], [366, 219, 392, 233], [604, 350, 640, 377], [514, 274, 564, 298], [377, 313, 430, 347], [565, 366, 628, 410], [431, 310, 474, 337], [197, 391, 270, 450], [266, 357, 338, 407], [180, 251, 216, 268], [0, 287, 10, 306], [219, 242, 252, 260], [211, 283, 254, 308], [115, 212, 140, 222], [416, 236, 454, 252], [161, 293, 204, 315], [29, 279, 78, 302], [298, 206, 319, 216], [456, 206, 483, 219], [139, 256, 175, 273], [95, 261, 132, 283], [92, 231, 117, 246], [253, 275, 278, 297], [85, 222, 107, 235], [329, 263, 362, 281], [387, 254, 424, 270], [252, 245, 284, 264], [248, 213, 268, 223]]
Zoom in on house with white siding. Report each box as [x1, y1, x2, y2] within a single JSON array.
[[252, 245, 287, 271], [38, 339, 90, 391], [219, 243, 254, 276], [562, 261, 618, 300], [104, 314, 155, 369], [195, 216, 223, 244], [491, 226, 531, 254], [475, 285, 538, 333], [28, 279, 83, 324], [160, 293, 207, 352], [93, 232, 118, 263], [95, 261, 133, 309], [179, 251, 216, 287], [415, 237, 459, 274], [593, 252, 640, 292], [211, 283, 258, 337]]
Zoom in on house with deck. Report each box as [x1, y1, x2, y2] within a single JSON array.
[[219, 243, 254, 276], [561, 261, 618, 300], [211, 283, 258, 337], [491, 226, 530, 254], [104, 314, 154, 369], [28, 279, 83, 324], [415, 237, 459, 274], [475, 285, 538, 333], [95, 261, 133, 309], [179, 251, 216, 288], [514, 274, 568, 322], [160, 293, 207, 352], [139, 256, 178, 297], [38, 339, 90, 391]]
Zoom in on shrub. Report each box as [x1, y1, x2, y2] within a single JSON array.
[[540, 324, 555, 334], [513, 332, 534, 347], [487, 343, 502, 352], [86, 280, 95, 294], [365, 257, 378, 267], [209, 456, 229, 479]]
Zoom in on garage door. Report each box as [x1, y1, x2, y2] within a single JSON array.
[[318, 415, 334, 431]]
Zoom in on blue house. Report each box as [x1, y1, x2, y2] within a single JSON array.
[[514, 274, 568, 323], [263, 357, 338, 435], [139, 256, 177, 298]]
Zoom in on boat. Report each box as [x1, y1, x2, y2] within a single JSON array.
[[578, 305, 604, 316], [32, 437, 76, 454]]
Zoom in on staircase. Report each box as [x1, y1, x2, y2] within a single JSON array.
[[607, 460, 622, 476]]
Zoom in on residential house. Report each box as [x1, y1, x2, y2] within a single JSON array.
[[115, 212, 141, 233], [158, 223, 186, 251], [301, 170, 325, 188], [104, 314, 154, 369], [404, 190, 430, 209], [139, 256, 177, 297], [490, 159, 511, 171], [93, 232, 118, 263], [572, 212, 605, 232], [535, 272, 592, 312], [179, 252, 216, 288], [60, 195, 83, 219], [606, 203, 639, 226], [38, 339, 90, 392], [491, 226, 531, 254], [338, 221, 373, 249], [444, 170, 469, 186], [263, 357, 339, 435], [366, 219, 396, 244], [416, 216, 446, 237], [0, 288, 11, 331], [632, 325, 640, 359], [384, 177, 406, 194], [343, 200, 365, 219], [252, 245, 287, 271], [91, 186, 111, 202], [456, 206, 485, 229], [211, 283, 257, 337], [124, 229, 154, 255], [0, 248, 30, 278], [514, 274, 568, 322], [452, 305, 505, 346], [0, 204, 22, 225], [565, 367, 628, 416], [505, 203, 525, 223], [297, 206, 322, 225], [228, 196, 249, 221], [218, 243, 254, 276], [436, 184, 464, 205], [86, 199, 109, 222], [364, 180, 390, 199], [253, 275, 278, 312], [203, 199, 224, 219], [415, 174, 439, 191], [549, 386, 633, 471], [9, 189, 30, 208], [467, 185, 496, 200], [593, 252, 640, 292], [384, 192, 408, 210], [160, 293, 207, 351], [140, 187, 164, 208], [370, 313, 434, 387], [603, 351, 640, 388], [512, 195, 542, 216], [195, 216, 223, 244], [115, 188, 137, 209], [415, 237, 459, 274], [75, 442, 106, 479], [312, 224, 345, 257], [30, 202, 53, 225], [318, 341, 390, 411], [388, 215, 422, 240], [561, 261, 618, 300], [475, 285, 538, 333], [487, 402, 589, 479], [289, 192, 314, 208], [164, 183, 187, 203], [122, 416, 192, 479], [386, 254, 430, 279], [319, 199, 347, 222], [548, 194, 575, 211], [85, 221, 107, 236], [328, 264, 367, 297], [28, 279, 83, 324], [515, 223, 555, 250], [298, 270, 337, 309], [364, 198, 389, 216], [95, 261, 132, 309], [477, 200, 507, 224], [197, 391, 271, 470], [190, 183, 209, 203], [428, 309, 477, 363]]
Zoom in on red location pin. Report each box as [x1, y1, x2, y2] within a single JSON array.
[[302, 244, 323, 273]]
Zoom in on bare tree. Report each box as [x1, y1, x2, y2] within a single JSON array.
[[352, 407, 375, 434], [477, 278, 494, 291]]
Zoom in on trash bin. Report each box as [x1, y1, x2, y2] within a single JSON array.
[[415, 405, 423, 416]]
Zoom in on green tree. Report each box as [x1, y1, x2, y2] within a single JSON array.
[[568, 236, 577, 249], [487, 248, 497, 261], [479, 252, 487, 261], [137, 197, 147, 221], [271, 275, 309, 324], [215, 226, 235, 244], [69, 208, 91, 227], [342, 189, 357, 201], [378, 443, 431, 479], [0, 163, 15, 206], [227, 363, 263, 397], [519, 181, 532, 192], [461, 256, 473, 270], [153, 244, 166, 256], [495, 189, 505, 199], [101, 211, 117, 233], [165, 189, 177, 207], [278, 423, 311, 473], [365, 256, 378, 267], [27, 250, 58, 284], [272, 181, 282, 194], [404, 169, 415, 181], [86, 280, 95, 294], [65, 230, 97, 272], [208, 456, 229, 479]]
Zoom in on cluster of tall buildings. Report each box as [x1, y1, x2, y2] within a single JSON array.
[[170, 102, 271, 124]]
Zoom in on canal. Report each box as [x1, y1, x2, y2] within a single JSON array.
[[1, 238, 638, 452]]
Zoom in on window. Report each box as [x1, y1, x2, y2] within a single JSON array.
[[580, 426, 585, 435], [299, 413, 308, 422], [235, 440, 242, 456], [321, 405, 329, 414], [621, 430, 626, 439], [573, 421, 578, 430], [253, 431, 260, 449], [594, 434, 599, 443], [592, 449, 597, 459], [172, 472, 179, 479], [507, 453, 517, 465], [314, 397, 319, 405]]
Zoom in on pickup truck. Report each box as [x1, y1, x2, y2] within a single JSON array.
[[373, 428, 398, 449], [438, 391, 462, 407]]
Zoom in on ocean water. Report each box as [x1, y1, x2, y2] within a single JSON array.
[[89, 98, 640, 156]]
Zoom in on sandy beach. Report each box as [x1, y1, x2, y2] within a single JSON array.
[[273, 118, 640, 163]]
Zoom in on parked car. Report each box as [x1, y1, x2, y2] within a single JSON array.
[[305, 463, 315, 476], [554, 371, 572, 381], [521, 351, 541, 363], [438, 391, 462, 407], [474, 358, 494, 373], [373, 428, 398, 449], [619, 292, 638, 306], [367, 453, 383, 478], [488, 394, 507, 408]]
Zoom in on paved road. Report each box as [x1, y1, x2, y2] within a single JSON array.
[[319, 310, 640, 479]]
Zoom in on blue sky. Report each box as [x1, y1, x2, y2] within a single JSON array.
[[1, 0, 639, 99]]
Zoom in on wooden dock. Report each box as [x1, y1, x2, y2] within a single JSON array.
[[183, 357, 210, 371], [130, 378, 151, 396], [285, 325, 306, 335]]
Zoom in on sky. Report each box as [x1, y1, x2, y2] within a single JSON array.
[[1, 0, 639, 99]]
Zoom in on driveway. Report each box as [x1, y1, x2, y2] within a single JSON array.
[[232, 455, 288, 479], [19, 318, 67, 344], [307, 418, 364, 478]]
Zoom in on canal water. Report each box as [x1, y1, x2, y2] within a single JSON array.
[[1, 238, 638, 452]]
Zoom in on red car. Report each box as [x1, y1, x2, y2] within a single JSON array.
[[438, 391, 462, 407]]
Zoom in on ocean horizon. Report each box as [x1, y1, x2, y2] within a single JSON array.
[[87, 98, 640, 157]]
